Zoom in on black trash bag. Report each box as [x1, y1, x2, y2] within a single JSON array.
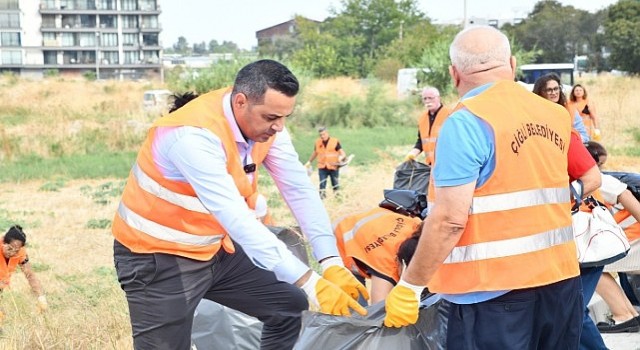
[[294, 295, 448, 350], [394, 160, 431, 193], [191, 225, 308, 350]]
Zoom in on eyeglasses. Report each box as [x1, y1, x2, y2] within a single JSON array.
[[422, 96, 438, 101], [544, 86, 560, 94]]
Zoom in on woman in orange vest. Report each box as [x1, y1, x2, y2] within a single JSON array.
[[333, 189, 426, 304], [0, 225, 48, 318], [585, 141, 640, 333], [569, 84, 600, 140], [305, 126, 346, 199]]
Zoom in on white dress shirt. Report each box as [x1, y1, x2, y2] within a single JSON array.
[[151, 93, 339, 283]]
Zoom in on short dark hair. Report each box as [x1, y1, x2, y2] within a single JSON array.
[[397, 222, 423, 266], [4, 225, 26, 245], [231, 59, 299, 104], [168, 92, 198, 113], [532, 73, 566, 106], [585, 141, 607, 163]]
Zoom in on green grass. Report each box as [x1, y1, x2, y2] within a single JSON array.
[[292, 125, 416, 164], [0, 126, 415, 182], [0, 152, 136, 182]]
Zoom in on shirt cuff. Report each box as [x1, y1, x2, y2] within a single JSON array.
[[271, 253, 310, 284]]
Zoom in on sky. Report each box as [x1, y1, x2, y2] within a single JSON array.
[[158, 0, 617, 50]]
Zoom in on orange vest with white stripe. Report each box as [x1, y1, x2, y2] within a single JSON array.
[[333, 207, 421, 283], [418, 105, 451, 165], [427, 81, 579, 294], [315, 137, 340, 170], [613, 209, 640, 241], [112, 88, 275, 261], [0, 247, 26, 287]]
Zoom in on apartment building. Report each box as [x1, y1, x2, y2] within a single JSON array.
[[0, 0, 162, 79]]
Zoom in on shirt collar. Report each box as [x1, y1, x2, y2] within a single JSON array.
[[462, 82, 495, 101], [222, 92, 253, 147]]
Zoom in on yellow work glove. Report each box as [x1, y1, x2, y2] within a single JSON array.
[[593, 128, 601, 141], [36, 295, 48, 313], [321, 257, 369, 301], [304, 161, 311, 167], [404, 153, 416, 162], [383, 279, 425, 327], [300, 271, 368, 316]]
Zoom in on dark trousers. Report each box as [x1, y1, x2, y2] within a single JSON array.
[[447, 276, 583, 350], [114, 240, 308, 350], [579, 266, 607, 350], [318, 168, 339, 198]]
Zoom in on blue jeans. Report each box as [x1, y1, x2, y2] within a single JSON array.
[[318, 168, 339, 198], [579, 265, 607, 350]]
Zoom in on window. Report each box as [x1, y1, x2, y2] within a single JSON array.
[[139, 0, 156, 11], [99, 15, 117, 28], [142, 34, 158, 46], [1, 50, 21, 64], [143, 50, 158, 64], [1, 32, 20, 46], [0, 13, 20, 28], [122, 33, 137, 46], [141, 16, 158, 29], [0, 0, 19, 10], [100, 33, 117, 47], [41, 0, 56, 9], [43, 51, 57, 64], [123, 51, 138, 64], [101, 51, 118, 65], [61, 33, 75, 46], [98, 0, 116, 10], [120, 0, 137, 11], [121, 15, 138, 29], [78, 33, 96, 47], [42, 15, 56, 28], [43, 33, 57, 46]]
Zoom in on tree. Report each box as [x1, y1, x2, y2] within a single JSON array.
[[503, 1, 595, 63], [172, 36, 190, 55], [192, 41, 207, 55], [604, 0, 640, 74]]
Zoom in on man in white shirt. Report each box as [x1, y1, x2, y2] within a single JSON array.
[[112, 60, 367, 350]]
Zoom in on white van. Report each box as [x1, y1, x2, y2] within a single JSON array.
[[143, 89, 172, 112]]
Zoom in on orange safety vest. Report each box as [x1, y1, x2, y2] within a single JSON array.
[[315, 137, 340, 170], [427, 81, 578, 294], [333, 207, 422, 283], [613, 208, 640, 241], [0, 247, 26, 287], [112, 88, 275, 261], [418, 105, 451, 165]]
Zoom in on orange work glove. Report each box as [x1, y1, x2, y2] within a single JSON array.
[[383, 279, 425, 327], [592, 128, 602, 141], [321, 257, 370, 301], [300, 271, 367, 317]]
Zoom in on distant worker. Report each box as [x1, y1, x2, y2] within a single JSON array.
[[384, 26, 584, 349], [404, 87, 451, 165], [568, 84, 600, 141], [1, 225, 48, 317], [333, 189, 427, 304], [305, 127, 346, 199], [112, 59, 367, 350]]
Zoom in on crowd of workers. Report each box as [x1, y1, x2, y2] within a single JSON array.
[[3, 24, 639, 350]]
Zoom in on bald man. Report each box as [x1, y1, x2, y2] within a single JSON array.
[[384, 26, 582, 349], [404, 87, 451, 165]]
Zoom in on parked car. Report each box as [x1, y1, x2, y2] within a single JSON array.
[[143, 89, 172, 112]]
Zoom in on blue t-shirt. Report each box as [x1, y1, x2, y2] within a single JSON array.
[[433, 83, 508, 304]]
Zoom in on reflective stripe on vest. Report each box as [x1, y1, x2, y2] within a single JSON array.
[[132, 163, 208, 214], [445, 225, 573, 264], [342, 211, 387, 243], [117, 202, 224, 246], [471, 187, 570, 214]]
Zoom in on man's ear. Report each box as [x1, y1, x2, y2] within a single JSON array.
[[510, 56, 517, 79], [232, 92, 248, 110], [449, 65, 460, 88]]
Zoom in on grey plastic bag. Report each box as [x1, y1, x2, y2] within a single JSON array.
[[294, 295, 448, 350], [394, 160, 431, 193]]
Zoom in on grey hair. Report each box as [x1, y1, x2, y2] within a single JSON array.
[[449, 26, 511, 73]]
